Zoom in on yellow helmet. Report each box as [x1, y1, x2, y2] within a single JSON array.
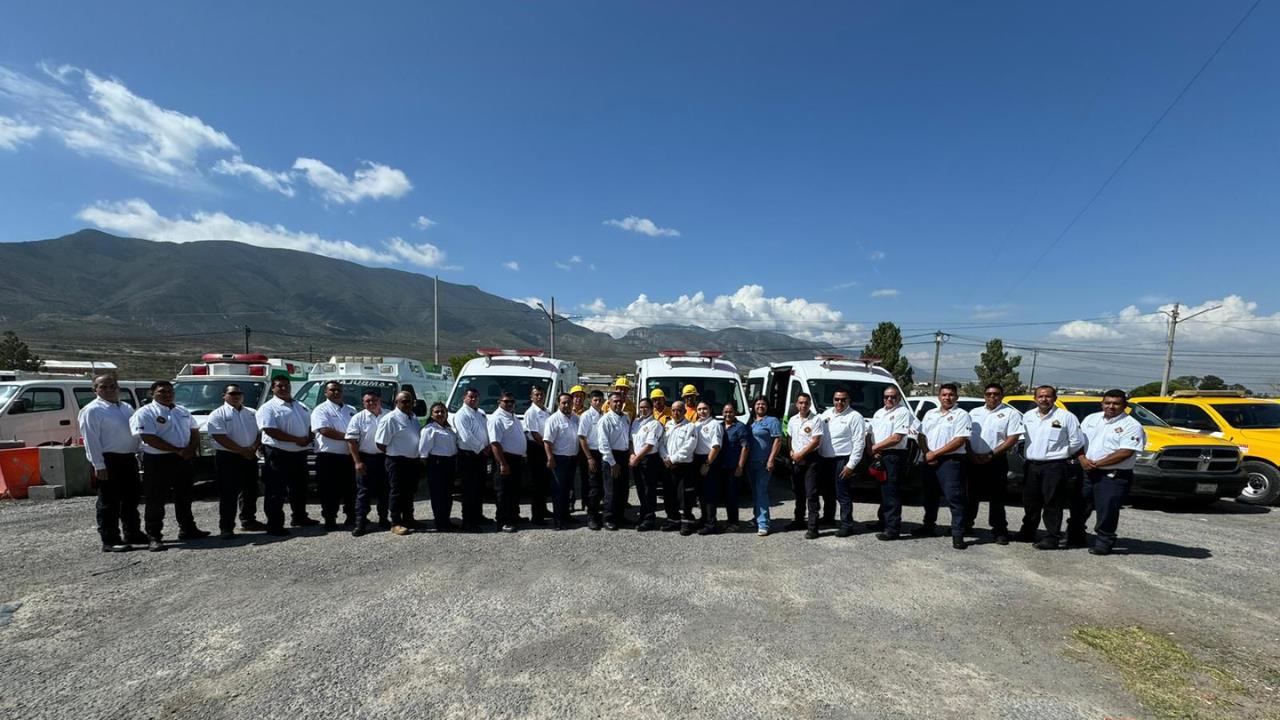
[[681, 384, 698, 397], [614, 376, 631, 388], [569, 385, 585, 395], [649, 388, 666, 400]]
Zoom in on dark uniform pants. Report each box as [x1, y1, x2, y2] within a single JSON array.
[[526, 440, 550, 522], [603, 450, 630, 524], [458, 450, 487, 525], [669, 461, 699, 528], [818, 459, 837, 522], [495, 452, 525, 526], [796, 459, 823, 531], [386, 455, 420, 526], [634, 453, 662, 524], [704, 462, 742, 526], [97, 452, 142, 544], [315, 452, 356, 523], [965, 454, 1008, 534], [576, 448, 591, 511], [141, 452, 196, 540], [214, 451, 260, 531], [876, 451, 908, 535], [922, 455, 968, 539], [551, 454, 576, 523], [425, 455, 456, 527], [585, 449, 605, 520], [828, 454, 859, 530], [356, 451, 389, 524], [262, 447, 307, 530], [1085, 468, 1132, 549], [1019, 459, 1073, 541]]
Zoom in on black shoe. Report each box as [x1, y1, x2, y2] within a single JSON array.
[[866, 521, 884, 532], [820, 516, 836, 528], [177, 528, 210, 540], [323, 520, 339, 532], [1088, 545, 1112, 556], [679, 525, 695, 536], [835, 527, 853, 538], [875, 532, 899, 541], [1034, 538, 1060, 550], [697, 525, 715, 536], [605, 522, 618, 531], [661, 519, 681, 532], [124, 532, 149, 544], [1066, 534, 1088, 548], [553, 521, 566, 531], [804, 529, 820, 540], [784, 519, 807, 532], [219, 529, 235, 540], [1012, 530, 1037, 543], [352, 525, 368, 537], [101, 542, 130, 553], [291, 517, 320, 528], [378, 518, 392, 530], [588, 518, 601, 531], [909, 525, 937, 538], [266, 527, 290, 537], [530, 516, 548, 526], [952, 538, 967, 550], [239, 520, 267, 532], [435, 523, 453, 533], [993, 533, 1010, 546], [636, 520, 655, 532], [148, 539, 166, 552]]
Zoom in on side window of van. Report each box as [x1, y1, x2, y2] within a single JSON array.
[[788, 379, 804, 416], [74, 388, 97, 408], [119, 389, 138, 408], [21, 387, 66, 413]]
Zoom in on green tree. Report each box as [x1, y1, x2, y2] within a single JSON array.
[[448, 352, 480, 379], [1198, 374, 1226, 391], [1129, 378, 1195, 396], [862, 322, 913, 388], [0, 331, 41, 371], [973, 338, 1022, 393]]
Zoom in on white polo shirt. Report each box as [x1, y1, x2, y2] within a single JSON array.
[[694, 417, 723, 456], [542, 411, 580, 457], [819, 406, 868, 469], [660, 419, 698, 464], [488, 407, 526, 457], [787, 412, 824, 457], [870, 404, 913, 450], [419, 422, 459, 458], [920, 405, 972, 456], [205, 403, 259, 453], [130, 401, 195, 455], [1021, 406, 1084, 461], [78, 397, 139, 470], [597, 410, 632, 464], [968, 403, 1024, 455], [1081, 411, 1146, 471], [631, 416, 664, 458], [524, 403, 551, 442], [577, 406, 603, 448], [453, 404, 489, 452], [311, 400, 356, 455], [345, 408, 384, 455], [374, 408, 421, 458], [258, 397, 312, 452]]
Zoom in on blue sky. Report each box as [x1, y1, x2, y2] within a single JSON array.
[[2, 1, 1278, 388]]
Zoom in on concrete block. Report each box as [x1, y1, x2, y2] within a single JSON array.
[[39, 446, 92, 497], [28, 484, 65, 501]]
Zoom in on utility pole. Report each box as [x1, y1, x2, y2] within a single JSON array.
[[243, 325, 251, 354], [308, 344, 314, 363], [1028, 348, 1038, 389], [1159, 302, 1221, 395], [930, 330, 948, 391], [433, 275, 440, 366], [536, 298, 562, 358]]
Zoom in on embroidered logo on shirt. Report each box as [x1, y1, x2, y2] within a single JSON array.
[[1114, 427, 1124, 434], [157, 416, 168, 425], [1051, 420, 1062, 428]]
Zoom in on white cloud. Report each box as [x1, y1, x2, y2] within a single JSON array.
[[1053, 296, 1280, 347], [960, 303, 1013, 320], [76, 198, 455, 270], [554, 261, 573, 271], [292, 157, 412, 204], [870, 288, 900, 299], [513, 296, 544, 309], [578, 284, 861, 345], [0, 115, 41, 150], [211, 155, 294, 196], [581, 298, 608, 314], [414, 215, 436, 230], [869, 250, 886, 261], [603, 216, 680, 237], [503, 260, 520, 271], [0, 64, 235, 182], [568, 255, 582, 263], [1050, 320, 1122, 341], [826, 280, 859, 292]]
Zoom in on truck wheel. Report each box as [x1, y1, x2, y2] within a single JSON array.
[[1238, 461, 1280, 506]]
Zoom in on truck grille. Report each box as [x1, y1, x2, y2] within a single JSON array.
[[1157, 447, 1240, 473]]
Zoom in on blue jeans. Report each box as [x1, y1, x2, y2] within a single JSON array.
[[747, 461, 772, 530]]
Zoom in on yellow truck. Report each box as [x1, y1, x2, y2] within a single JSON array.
[[1132, 391, 1280, 505]]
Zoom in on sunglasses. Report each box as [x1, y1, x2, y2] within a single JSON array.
[[226, 391, 243, 396]]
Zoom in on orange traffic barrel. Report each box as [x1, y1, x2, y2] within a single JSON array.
[[0, 448, 42, 499]]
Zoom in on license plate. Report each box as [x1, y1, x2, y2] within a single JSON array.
[[1195, 482, 1216, 494]]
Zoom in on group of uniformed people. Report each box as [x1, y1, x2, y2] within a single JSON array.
[[79, 371, 1144, 556]]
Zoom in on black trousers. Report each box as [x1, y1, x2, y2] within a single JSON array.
[[583, 449, 604, 518], [922, 455, 968, 540], [262, 447, 307, 530], [214, 451, 259, 531], [818, 460, 837, 522], [795, 459, 822, 531], [97, 452, 142, 544], [603, 450, 630, 524], [425, 455, 456, 527], [703, 462, 742, 526], [576, 448, 591, 511], [828, 454, 858, 530], [551, 454, 576, 523], [315, 452, 356, 523], [141, 453, 196, 540], [386, 455, 420, 526], [1019, 459, 1073, 540], [494, 452, 525, 525], [634, 453, 662, 524], [526, 440, 550, 521], [668, 461, 699, 526], [1085, 468, 1132, 549], [965, 455, 1008, 533], [457, 450, 487, 525], [876, 451, 908, 535], [355, 451, 389, 524]]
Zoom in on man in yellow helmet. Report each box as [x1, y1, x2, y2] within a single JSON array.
[[650, 388, 671, 426], [682, 384, 699, 422], [569, 385, 587, 416], [614, 376, 636, 420]]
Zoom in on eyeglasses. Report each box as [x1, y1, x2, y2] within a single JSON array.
[[984, 391, 1001, 396], [883, 395, 898, 400], [500, 399, 514, 406], [833, 397, 848, 403], [226, 391, 243, 396]]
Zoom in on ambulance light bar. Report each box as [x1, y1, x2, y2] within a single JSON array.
[[201, 353, 269, 363], [476, 348, 545, 358], [658, 350, 724, 359]]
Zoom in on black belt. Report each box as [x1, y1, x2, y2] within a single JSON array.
[[1025, 458, 1070, 465]]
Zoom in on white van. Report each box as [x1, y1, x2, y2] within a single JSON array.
[[446, 349, 578, 420], [635, 351, 747, 421], [745, 355, 906, 421], [171, 353, 312, 457], [295, 356, 451, 421], [0, 377, 150, 447]]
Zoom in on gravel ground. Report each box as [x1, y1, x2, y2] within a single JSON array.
[[1, 483, 1277, 720]]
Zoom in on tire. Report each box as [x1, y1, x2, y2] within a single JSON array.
[[1238, 460, 1280, 506]]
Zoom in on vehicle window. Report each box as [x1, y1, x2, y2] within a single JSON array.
[[1210, 402, 1280, 429], [746, 378, 763, 402], [915, 400, 936, 421], [20, 387, 65, 413], [0, 384, 17, 406], [1137, 401, 1170, 419], [448, 375, 551, 414], [957, 399, 983, 412], [642, 377, 746, 418], [1126, 403, 1169, 427], [119, 389, 137, 408], [1006, 399, 1034, 412], [1171, 403, 1221, 432], [74, 388, 96, 408], [173, 380, 267, 414], [806, 380, 895, 417], [1060, 402, 1096, 423], [788, 379, 805, 416]]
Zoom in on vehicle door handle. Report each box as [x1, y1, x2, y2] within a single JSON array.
[[59, 419, 71, 425]]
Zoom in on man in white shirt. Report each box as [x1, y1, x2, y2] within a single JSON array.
[[1016, 385, 1086, 550], [258, 376, 315, 535], [345, 389, 389, 536], [375, 391, 423, 536], [596, 391, 633, 531], [917, 383, 973, 549], [577, 390, 605, 523], [488, 391, 526, 533], [453, 387, 491, 532], [787, 393, 824, 540], [523, 386, 553, 525], [78, 375, 143, 552], [542, 392, 580, 530], [819, 388, 868, 538], [1080, 390, 1147, 555], [869, 386, 913, 541], [130, 380, 206, 551], [692, 401, 724, 535], [966, 383, 1024, 544], [206, 383, 263, 539], [629, 396, 664, 532], [311, 381, 357, 531], [659, 400, 699, 535]]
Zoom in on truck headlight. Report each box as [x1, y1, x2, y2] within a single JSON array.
[[1135, 450, 1157, 464]]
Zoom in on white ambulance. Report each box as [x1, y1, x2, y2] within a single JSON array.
[[295, 356, 452, 422], [446, 348, 578, 420], [635, 351, 748, 421], [0, 375, 153, 447], [745, 354, 906, 420], [171, 353, 312, 457]]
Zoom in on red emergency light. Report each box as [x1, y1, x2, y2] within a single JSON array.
[[190, 365, 208, 375], [247, 365, 267, 376]]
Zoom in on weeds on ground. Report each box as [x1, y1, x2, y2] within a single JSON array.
[[1071, 626, 1279, 720]]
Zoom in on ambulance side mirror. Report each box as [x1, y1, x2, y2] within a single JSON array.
[[8, 398, 30, 414]]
